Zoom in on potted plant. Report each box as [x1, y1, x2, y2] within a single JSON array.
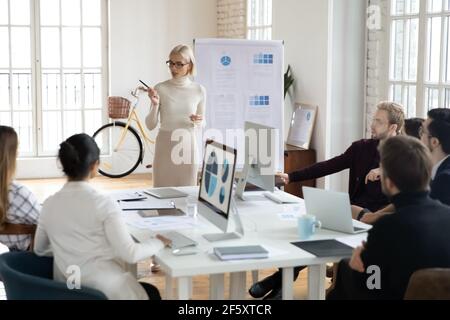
[[284, 64, 295, 99]]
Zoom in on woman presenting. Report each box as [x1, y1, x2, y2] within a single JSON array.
[[145, 44, 206, 187]]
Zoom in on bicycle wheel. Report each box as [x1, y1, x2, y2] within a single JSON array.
[[93, 121, 143, 178]]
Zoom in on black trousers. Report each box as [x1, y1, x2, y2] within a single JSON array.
[[326, 259, 372, 300], [139, 282, 162, 300]]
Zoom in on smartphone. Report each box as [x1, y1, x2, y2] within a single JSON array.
[[139, 79, 150, 89]]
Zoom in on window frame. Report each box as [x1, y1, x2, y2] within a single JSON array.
[[385, 0, 450, 118], [246, 0, 273, 40], [0, 0, 36, 156], [0, 0, 108, 158]]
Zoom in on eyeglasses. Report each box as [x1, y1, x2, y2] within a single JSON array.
[[166, 60, 190, 69]]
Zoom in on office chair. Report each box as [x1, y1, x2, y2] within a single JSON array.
[[0, 251, 107, 300], [0, 223, 37, 251], [404, 268, 450, 300]]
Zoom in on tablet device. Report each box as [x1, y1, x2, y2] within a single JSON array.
[[138, 208, 185, 218], [144, 188, 188, 199]]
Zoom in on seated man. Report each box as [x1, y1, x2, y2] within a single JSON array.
[[249, 101, 405, 300], [358, 108, 450, 224], [327, 136, 450, 300]]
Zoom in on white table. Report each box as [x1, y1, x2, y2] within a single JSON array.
[[126, 186, 367, 300]]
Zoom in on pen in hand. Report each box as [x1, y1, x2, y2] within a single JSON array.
[[139, 80, 150, 89]]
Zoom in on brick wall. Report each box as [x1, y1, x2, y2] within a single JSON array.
[[365, 0, 389, 136], [217, 0, 247, 38]]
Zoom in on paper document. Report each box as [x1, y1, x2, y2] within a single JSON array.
[[277, 212, 298, 221], [124, 213, 203, 232]]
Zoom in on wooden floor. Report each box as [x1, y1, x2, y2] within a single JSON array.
[[18, 174, 332, 300]]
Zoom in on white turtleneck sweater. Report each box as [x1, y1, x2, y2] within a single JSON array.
[[146, 77, 206, 132]]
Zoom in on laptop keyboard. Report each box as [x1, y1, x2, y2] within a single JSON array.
[[162, 231, 197, 249], [353, 226, 366, 232]]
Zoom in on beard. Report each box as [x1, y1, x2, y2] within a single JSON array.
[[421, 138, 433, 153], [372, 131, 389, 140]]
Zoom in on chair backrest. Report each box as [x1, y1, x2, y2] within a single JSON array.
[[404, 268, 450, 300], [0, 223, 37, 251], [0, 251, 107, 300]]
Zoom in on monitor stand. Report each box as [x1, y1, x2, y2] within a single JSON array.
[[202, 197, 245, 242], [235, 157, 252, 201]]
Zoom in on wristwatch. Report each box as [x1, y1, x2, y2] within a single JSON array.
[[357, 208, 370, 221]]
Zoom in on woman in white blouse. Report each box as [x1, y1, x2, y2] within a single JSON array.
[[0, 126, 40, 251], [34, 133, 171, 300], [145, 44, 206, 187]]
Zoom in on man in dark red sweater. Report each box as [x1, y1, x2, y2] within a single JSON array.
[[249, 101, 405, 300]]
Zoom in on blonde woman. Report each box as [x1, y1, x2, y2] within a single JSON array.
[[0, 126, 40, 251], [145, 44, 206, 187]]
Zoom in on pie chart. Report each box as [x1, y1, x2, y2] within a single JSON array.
[[221, 56, 231, 66], [222, 159, 230, 183], [219, 187, 226, 204], [205, 151, 218, 197]]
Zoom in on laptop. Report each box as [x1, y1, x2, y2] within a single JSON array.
[[302, 187, 372, 234], [144, 188, 188, 199]]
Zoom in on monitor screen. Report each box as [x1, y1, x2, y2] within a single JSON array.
[[199, 141, 237, 220]]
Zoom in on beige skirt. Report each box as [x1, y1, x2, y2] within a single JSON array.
[[152, 129, 199, 187]]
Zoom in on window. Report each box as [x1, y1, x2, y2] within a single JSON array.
[[0, 0, 107, 157], [247, 0, 272, 40], [388, 0, 450, 117]]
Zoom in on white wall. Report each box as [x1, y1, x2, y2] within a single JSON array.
[[273, 0, 366, 190], [328, 0, 366, 191], [17, 0, 217, 178], [273, 0, 330, 188]]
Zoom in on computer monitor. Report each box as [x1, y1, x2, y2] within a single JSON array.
[[236, 121, 278, 200], [198, 140, 243, 242]]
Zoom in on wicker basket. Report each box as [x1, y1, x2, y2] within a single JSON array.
[[108, 96, 131, 119]]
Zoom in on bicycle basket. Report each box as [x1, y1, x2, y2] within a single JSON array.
[[108, 96, 131, 119]]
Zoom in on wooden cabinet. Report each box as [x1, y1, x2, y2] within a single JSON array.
[[283, 144, 316, 198]]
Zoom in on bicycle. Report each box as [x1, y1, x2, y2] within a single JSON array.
[[93, 85, 154, 178]]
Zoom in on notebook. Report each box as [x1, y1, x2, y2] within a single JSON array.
[[144, 188, 188, 199], [214, 245, 269, 261], [291, 240, 354, 258]]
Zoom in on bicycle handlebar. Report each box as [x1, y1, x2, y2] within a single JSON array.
[[131, 86, 146, 98]]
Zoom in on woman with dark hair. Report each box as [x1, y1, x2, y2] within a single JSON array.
[[403, 117, 425, 139], [0, 126, 40, 251], [34, 133, 171, 300]]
